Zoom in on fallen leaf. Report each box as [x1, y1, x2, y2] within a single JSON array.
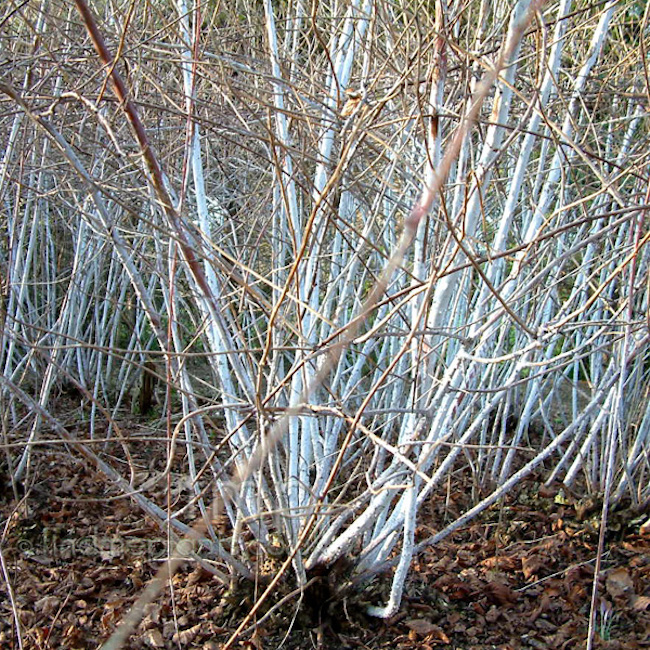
[[632, 595, 650, 611], [63, 624, 84, 644], [528, 592, 552, 623], [446, 579, 473, 600], [74, 576, 96, 597], [405, 619, 438, 636], [522, 555, 542, 580], [173, 622, 202, 645], [482, 555, 519, 571], [567, 580, 588, 606], [485, 606, 500, 623], [143, 628, 165, 648], [140, 603, 162, 630], [484, 581, 518, 606], [404, 618, 450, 641], [35, 595, 60, 616], [605, 567, 634, 599], [431, 626, 450, 643], [187, 567, 209, 586]]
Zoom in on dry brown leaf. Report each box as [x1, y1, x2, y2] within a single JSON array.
[[100, 599, 125, 633], [173, 622, 203, 645], [35, 595, 60, 616], [187, 567, 208, 586], [74, 576, 96, 597], [446, 579, 473, 600], [632, 595, 650, 611], [63, 623, 84, 645], [528, 592, 551, 623], [431, 626, 451, 643], [404, 618, 442, 636], [605, 567, 634, 599], [405, 618, 437, 635], [485, 606, 500, 623], [522, 555, 542, 580], [484, 581, 518, 606], [140, 603, 162, 631], [143, 628, 165, 648], [481, 555, 519, 572], [567, 580, 588, 606]]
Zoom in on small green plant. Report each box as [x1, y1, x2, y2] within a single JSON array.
[[597, 600, 615, 641]]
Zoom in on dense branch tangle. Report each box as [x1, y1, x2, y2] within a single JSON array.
[[0, 0, 649, 641]]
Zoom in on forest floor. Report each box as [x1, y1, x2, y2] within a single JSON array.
[[1, 411, 650, 650]]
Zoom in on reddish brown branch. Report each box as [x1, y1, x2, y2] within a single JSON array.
[[73, 0, 216, 313]]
